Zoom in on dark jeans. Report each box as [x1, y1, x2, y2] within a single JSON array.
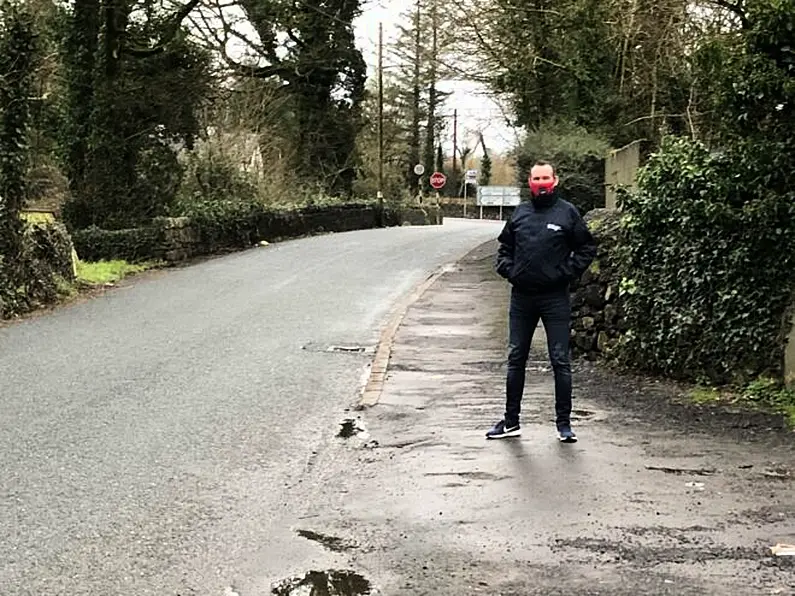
[[505, 287, 572, 428]]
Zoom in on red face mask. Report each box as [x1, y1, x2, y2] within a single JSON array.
[[529, 178, 556, 196]]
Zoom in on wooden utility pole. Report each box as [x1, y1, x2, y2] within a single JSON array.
[[423, 0, 438, 192], [452, 108, 458, 196], [410, 0, 421, 197], [377, 21, 384, 215]]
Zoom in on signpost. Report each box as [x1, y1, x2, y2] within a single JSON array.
[[413, 164, 425, 203], [430, 171, 446, 203], [476, 186, 521, 220], [430, 171, 446, 190], [463, 169, 477, 217]]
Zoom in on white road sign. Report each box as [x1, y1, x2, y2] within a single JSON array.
[[476, 186, 521, 207]]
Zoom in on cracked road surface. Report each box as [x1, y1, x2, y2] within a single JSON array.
[[0, 220, 504, 595]]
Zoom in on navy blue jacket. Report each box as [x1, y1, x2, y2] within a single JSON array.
[[496, 193, 597, 294]]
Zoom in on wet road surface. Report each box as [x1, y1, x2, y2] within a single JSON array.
[[286, 240, 795, 596], [0, 220, 504, 595]]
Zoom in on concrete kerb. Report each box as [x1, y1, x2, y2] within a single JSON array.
[[357, 266, 450, 408], [357, 240, 497, 409]]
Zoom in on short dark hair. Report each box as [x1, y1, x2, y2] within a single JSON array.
[[532, 160, 555, 175]]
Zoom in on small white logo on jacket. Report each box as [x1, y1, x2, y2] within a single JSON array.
[[546, 223, 562, 232]]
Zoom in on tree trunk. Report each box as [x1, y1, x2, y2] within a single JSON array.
[[63, 0, 100, 206]]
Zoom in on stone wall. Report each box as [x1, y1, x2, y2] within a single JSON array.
[[570, 208, 625, 359], [72, 203, 442, 264]]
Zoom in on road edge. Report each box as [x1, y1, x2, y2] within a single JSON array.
[[357, 239, 497, 409]]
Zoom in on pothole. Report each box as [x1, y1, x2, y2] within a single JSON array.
[[327, 345, 368, 354], [462, 360, 505, 372], [337, 418, 366, 439], [761, 467, 791, 480], [301, 343, 373, 355], [571, 409, 596, 420], [424, 471, 512, 481], [296, 529, 357, 552], [645, 465, 717, 476], [271, 570, 371, 596]]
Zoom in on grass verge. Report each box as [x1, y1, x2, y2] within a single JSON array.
[[688, 377, 795, 429], [76, 259, 159, 286]]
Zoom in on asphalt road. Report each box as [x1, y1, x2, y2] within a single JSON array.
[[0, 219, 503, 596]]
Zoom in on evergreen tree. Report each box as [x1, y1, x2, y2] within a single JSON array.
[[479, 135, 492, 187], [0, 2, 37, 262]]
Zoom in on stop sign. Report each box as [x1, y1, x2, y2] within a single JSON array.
[[430, 171, 446, 189]]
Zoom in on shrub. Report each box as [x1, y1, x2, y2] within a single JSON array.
[[71, 225, 160, 263], [0, 220, 76, 319], [176, 146, 259, 207], [615, 136, 795, 384]]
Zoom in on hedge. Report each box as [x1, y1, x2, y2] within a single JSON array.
[[615, 136, 795, 384], [0, 220, 76, 319]]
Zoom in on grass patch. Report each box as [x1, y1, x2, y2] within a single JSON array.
[[688, 377, 795, 428], [689, 386, 721, 404], [76, 259, 157, 286], [741, 377, 795, 428]]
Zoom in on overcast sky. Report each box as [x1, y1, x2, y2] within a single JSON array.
[[352, 0, 521, 157], [199, 0, 521, 157]]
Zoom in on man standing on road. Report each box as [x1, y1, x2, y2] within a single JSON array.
[[487, 161, 597, 442]]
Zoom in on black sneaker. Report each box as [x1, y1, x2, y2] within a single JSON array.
[[557, 424, 577, 443], [486, 420, 521, 439]]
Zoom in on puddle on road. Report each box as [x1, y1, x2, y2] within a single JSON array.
[[761, 467, 791, 480], [296, 529, 356, 552], [424, 471, 512, 481], [461, 360, 505, 372], [300, 343, 373, 355], [271, 570, 371, 596], [338, 420, 357, 438], [645, 465, 717, 476], [337, 418, 367, 439], [327, 345, 368, 354]]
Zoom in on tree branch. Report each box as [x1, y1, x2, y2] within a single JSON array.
[[285, 27, 305, 49], [123, 0, 202, 57], [187, 2, 285, 78], [450, 3, 511, 73], [284, 0, 305, 48], [706, 0, 749, 29], [622, 111, 706, 127]]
